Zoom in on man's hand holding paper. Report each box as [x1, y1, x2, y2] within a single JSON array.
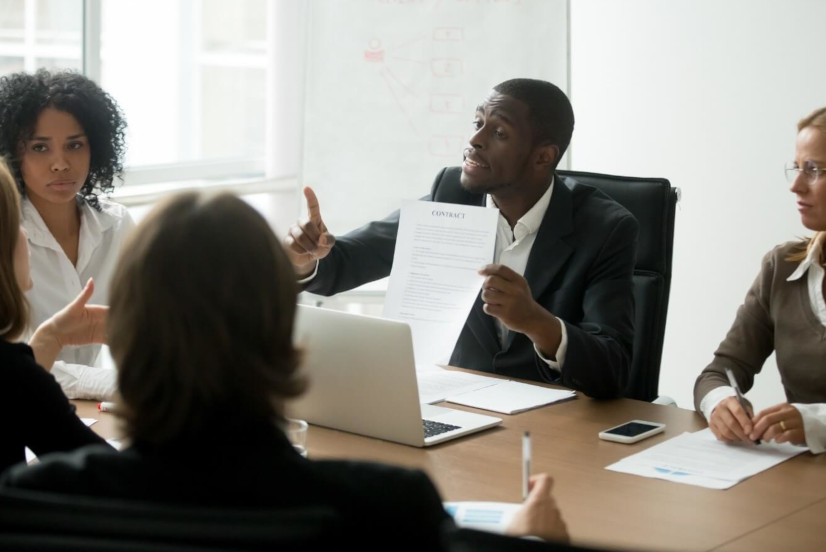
[[478, 264, 563, 360]]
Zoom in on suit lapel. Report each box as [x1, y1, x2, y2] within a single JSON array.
[[523, 175, 574, 298], [445, 170, 575, 358], [503, 176, 574, 352], [465, 293, 501, 358]]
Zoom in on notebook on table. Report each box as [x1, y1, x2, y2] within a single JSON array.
[[289, 305, 502, 447]]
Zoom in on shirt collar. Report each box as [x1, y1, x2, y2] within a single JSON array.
[[21, 198, 54, 248], [486, 176, 555, 241], [22, 196, 118, 249], [787, 232, 826, 281], [79, 198, 119, 245]]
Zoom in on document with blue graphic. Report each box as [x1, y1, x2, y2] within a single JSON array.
[[443, 501, 521, 533], [605, 428, 807, 489]]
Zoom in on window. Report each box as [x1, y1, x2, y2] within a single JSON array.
[[0, 0, 82, 73], [99, 0, 267, 178], [0, 0, 283, 190]]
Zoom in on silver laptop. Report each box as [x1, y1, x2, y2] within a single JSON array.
[[288, 305, 502, 447]]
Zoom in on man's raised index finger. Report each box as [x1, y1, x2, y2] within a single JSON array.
[[303, 186, 324, 226]]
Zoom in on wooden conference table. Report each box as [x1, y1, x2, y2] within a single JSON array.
[[74, 371, 826, 552]]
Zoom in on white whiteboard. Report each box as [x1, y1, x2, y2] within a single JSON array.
[[301, 0, 569, 234]]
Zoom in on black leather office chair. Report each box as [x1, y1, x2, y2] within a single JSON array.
[[445, 527, 626, 552], [0, 487, 342, 552], [558, 170, 678, 402]]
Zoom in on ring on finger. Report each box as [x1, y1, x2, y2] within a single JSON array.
[[780, 420, 787, 431]]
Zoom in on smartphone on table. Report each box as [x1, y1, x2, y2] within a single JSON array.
[[598, 420, 666, 444]]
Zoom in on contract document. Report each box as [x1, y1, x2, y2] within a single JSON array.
[[383, 200, 498, 364], [605, 428, 807, 489]]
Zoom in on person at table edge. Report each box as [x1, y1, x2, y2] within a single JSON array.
[[695, 107, 826, 453]]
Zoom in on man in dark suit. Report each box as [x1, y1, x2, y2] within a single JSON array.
[[286, 79, 638, 399]]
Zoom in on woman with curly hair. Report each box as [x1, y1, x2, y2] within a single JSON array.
[[0, 69, 133, 400]]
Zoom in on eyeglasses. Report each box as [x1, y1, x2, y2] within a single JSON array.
[[785, 161, 826, 184]]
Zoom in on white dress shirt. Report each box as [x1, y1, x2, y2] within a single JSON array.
[[700, 233, 826, 453], [22, 196, 135, 400], [487, 179, 568, 371]]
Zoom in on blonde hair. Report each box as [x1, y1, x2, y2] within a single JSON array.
[[788, 107, 826, 264], [0, 156, 28, 340], [108, 192, 305, 446]]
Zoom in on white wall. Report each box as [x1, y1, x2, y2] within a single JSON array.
[[129, 1, 821, 412], [267, 0, 307, 180], [570, 0, 826, 409]]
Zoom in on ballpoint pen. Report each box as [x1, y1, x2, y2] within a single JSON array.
[[725, 368, 760, 444], [522, 431, 531, 500]]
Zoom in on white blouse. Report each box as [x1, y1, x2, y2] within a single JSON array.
[[22, 196, 135, 400]]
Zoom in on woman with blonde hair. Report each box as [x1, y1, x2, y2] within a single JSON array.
[[696, 107, 826, 452], [0, 157, 109, 474], [1, 191, 568, 547]]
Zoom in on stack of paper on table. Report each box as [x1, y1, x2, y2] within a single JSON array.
[[606, 428, 808, 489], [446, 380, 576, 414], [416, 365, 576, 414], [415, 364, 501, 404]]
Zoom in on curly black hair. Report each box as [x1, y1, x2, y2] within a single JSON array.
[[0, 69, 127, 211]]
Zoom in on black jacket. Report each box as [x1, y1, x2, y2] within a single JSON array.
[[305, 167, 638, 398], [0, 340, 106, 475]]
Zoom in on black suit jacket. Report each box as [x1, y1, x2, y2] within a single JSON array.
[[0, 341, 107, 475], [0, 420, 451, 550], [305, 167, 638, 398]]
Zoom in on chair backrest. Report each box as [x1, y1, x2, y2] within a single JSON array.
[[0, 487, 343, 552], [445, 527, 624, 552], [558, 170, 678, 401]]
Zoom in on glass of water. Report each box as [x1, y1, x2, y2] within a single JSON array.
[[286, 418, 308, 458]]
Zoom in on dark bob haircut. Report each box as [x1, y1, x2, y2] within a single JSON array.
[[0, 69, 127, 211], [493, 78, 575, 168], [108, 192, 305, 446]]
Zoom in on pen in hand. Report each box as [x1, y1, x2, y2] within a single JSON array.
[[522, 431, 531, 500], [724, 368, 760, 445]]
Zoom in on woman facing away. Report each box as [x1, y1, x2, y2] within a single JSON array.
[[0, 156, 110, 474], [695, 107, 826, 452], [0, 69, 133, 401], [0, 191, 569, 547]]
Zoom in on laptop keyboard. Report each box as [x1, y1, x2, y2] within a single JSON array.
[[422, 419, 462, 438]]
